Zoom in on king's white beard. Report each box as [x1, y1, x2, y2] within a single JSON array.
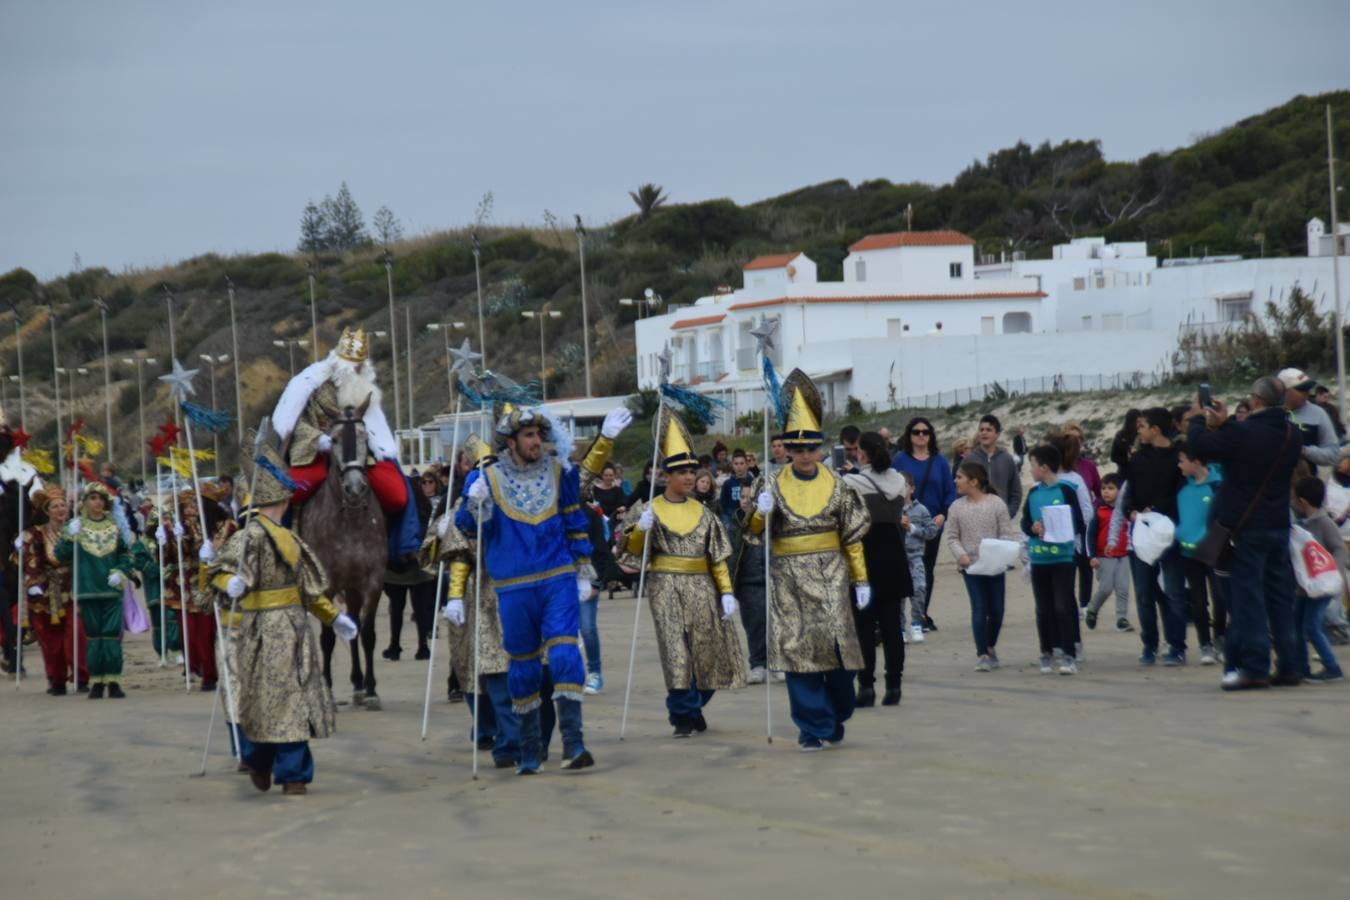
[[332, 359, 382, 413]]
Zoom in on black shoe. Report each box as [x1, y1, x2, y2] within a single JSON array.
[[494, 757, 519, 769], [1271, 673, 1303, 687], [88, 683, 105, 699], [672, 722, 694, 738], [476, 735, 496, 751], [923, 616, 938, 632], [382, 646, 401, 661], [201, 681, 217, 692], [76, 682, 89, 694], [560, 748, 595, 771], [447, 688, 464, 703], [47, 681, 66, 696], [107, 683, 126, 699], [414, 646, 430, 661], [856, 685, 876, 708], [882, 686, 902, 706], [692, 712, 708, 734]]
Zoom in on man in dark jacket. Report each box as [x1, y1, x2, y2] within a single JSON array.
[[1186, 376, 1302, 690]]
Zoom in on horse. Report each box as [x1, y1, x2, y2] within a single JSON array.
[[298, 401, 389, 709]]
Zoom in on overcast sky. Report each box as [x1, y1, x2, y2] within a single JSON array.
[[3, 0, 1347, 279]]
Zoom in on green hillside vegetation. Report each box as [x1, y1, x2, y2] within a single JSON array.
[[0, 90, 1345, 474]]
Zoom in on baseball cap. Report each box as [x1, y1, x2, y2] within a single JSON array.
[[1277, 368, 1317, 392]]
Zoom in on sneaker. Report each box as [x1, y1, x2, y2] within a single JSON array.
[[822, 724, 845, 748], [1138, 650, 1157, 667], [1085, 609, 1098, 630], [1116, 618, 1134, 632], [988, 649, 1001, 669], [799, 736, 824, 752], [1199, 645, 1217, 666], [1221, 670, 1270, 691], [1058, 658, 1078, 676], [974, 655, 992, 672], [174, 653, 184, 665], [583, 673, 604, 695], [923, 616, 938, 632], [910, 625, 925, 643], [1162, 650, 1185, 667], [1306, 669, 1345, 683], [746, 667, 767, 685], [1039, 655, 1053, 674], [672, 722, 694, 738], [1074, 642, 1086, 664], [560, 748, 595, 770], [772, 671, 786, 683]]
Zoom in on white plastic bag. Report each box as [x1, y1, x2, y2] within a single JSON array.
[[1130, 512, 1175, 565], [966, 538, 1021, 576], [1290, 525, 1345, 597]]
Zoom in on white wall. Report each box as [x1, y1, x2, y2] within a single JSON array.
[[843, 244, 976, 286]]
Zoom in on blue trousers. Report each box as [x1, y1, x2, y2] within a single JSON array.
[[243, 738, 314, 785], [784, 655, 855, 744], [499, 574, 587, 710], [1130, 547, 1188, 655], [227, 722, 256, 760], [1295, 595, 1344, 678], [579, 596, 601, 675], [520, 666, 584, 764], [962, 572, 1006, 656], [666, 685, 715, 727], [466, 672, 522, 763]]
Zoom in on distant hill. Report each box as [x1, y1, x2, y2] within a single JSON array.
[[1, 89, 1345, 473]]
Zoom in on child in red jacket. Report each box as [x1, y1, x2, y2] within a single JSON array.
[[1086, 473, 1133, 632]]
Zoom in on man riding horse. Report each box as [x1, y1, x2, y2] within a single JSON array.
[[271, 326, 420, 556]]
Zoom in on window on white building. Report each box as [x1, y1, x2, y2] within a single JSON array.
[[886, 318, 903, 339], [855, 259, 866, 282], [1002, 312, 1032, 334], [1220, 297, 1252, 321], [950, 262, 963, 279], [980, 316, 995, 335], [1073, 277, 1086, 291], [1081, 315, 1093, 330], [1102, 313, 1124, 331]]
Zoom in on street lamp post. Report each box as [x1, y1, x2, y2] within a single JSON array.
[[94, 297, 113, 467], [306, 260, 320, 363], [426, 321, 468, 400], [199, 354, 229, 475], [382, 250, 402, 431], [272, 339, 308, 377], [58, 366, 90, 487], [619, 288, 663, 320], [521, 305, 562, 400], [575, 215, 593, 397], [47, 302, 62, 476], [224, 276, 244, 454], [122, 355, 157, 487], [405, 303, 415, 430], [9, 303, 26, 430], [472, 233, 486, 370]]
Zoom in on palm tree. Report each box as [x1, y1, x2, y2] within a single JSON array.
[[629, 183, 669, 221]]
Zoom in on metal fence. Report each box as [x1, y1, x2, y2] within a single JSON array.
[[890, 369, 1170, 412]]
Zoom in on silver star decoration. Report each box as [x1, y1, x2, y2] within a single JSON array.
[[657, 346, 673, 382], [158, 358, 198, 404], [749, 314, 778, 357], [449, 338, 482, 377]]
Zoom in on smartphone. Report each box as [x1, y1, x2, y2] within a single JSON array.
[[1198, 383, 1213, 409], [832, 445, 846, 469]]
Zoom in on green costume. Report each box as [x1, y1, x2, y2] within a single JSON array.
[[56, 513, 134, 685], [131, 522, 181, 657]]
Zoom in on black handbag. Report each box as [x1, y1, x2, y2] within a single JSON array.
[[1194, 423, 1294, 569]]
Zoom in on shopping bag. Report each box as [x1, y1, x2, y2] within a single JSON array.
[[965, 538, 1021, 576], [122, 583, 151, 635], [1130, 512, 1175, 565], [1290, 525, 1345, 597]]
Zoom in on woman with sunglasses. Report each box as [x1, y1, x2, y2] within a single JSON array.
[[893, 417, 956, 636]]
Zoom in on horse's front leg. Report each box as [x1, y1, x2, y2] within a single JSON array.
[[320, 624, 335, 689], [360, 591, 380, 708]]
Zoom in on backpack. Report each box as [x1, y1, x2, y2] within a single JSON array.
[[857, 473, 905, 527]]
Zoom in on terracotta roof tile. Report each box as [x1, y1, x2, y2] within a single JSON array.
[[726, 292, 1044, 311], [670, 313, 727, 330], [743, 252, 801, 271], [848, 230, 975, 252]]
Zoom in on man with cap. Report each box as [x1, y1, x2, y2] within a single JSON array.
[[56, 482, 137, 699], [745, 369, 872, 751], [208, 442, 359, 794], [455, 402, 633, 773], [1278, 368, 1339, 472], [622, 407, 746, 738]]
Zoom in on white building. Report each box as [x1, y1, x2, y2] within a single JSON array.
[[1308, 218, 1350, 257], [630, 220, 1350, 430]]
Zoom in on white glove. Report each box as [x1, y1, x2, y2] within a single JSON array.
[[333, 613, 359, 642], [108, 572, 124, 589], [198, 540, 215, 563], [854, 584, 872, 611], [67, 517, 82, 536], [226, 575, 246, 599], [13, 536, 22, 551], [437, 514, 450, 538], [637, 508, 655, 532], [756, 491, 774, 515], [467, 478, 489, 504], [601, 407, 633, 439], [28, 585, 43, 597], [720, 593, 737, 620], [577, 574, 593, 602], [318, 433, 333, 453], [173, 520, 184, 539], [443, 597, 466, 626], [155, 523, 167, 546]]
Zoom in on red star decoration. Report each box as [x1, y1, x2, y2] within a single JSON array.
[[11, 427, 31, 450], [148, 434, 171, 457], [156, 419, 183, 445], [66, 419, 86, 440]]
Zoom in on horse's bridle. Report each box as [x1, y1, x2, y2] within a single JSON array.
[[339, 407, 363, 475]]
